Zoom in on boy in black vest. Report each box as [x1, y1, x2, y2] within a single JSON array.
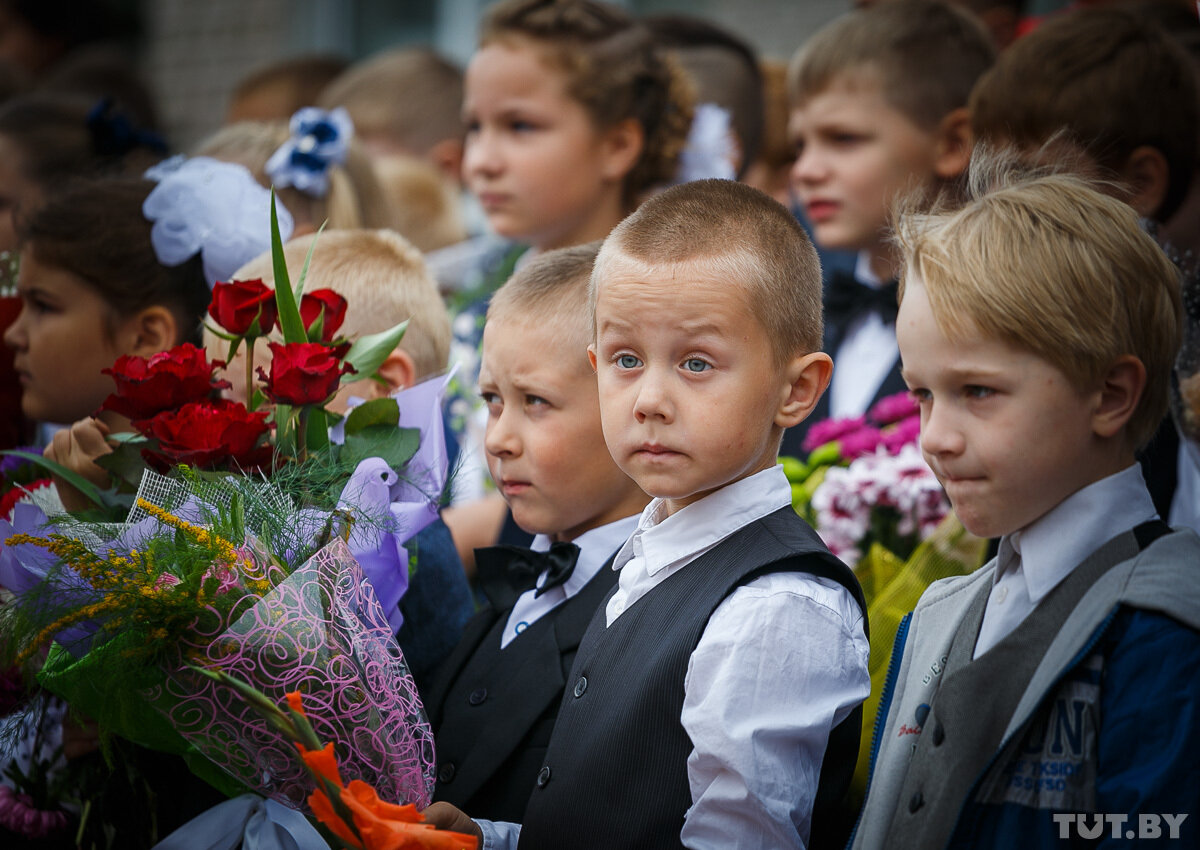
[[425, 243, 649, 822], [426, 179, 870, 848]]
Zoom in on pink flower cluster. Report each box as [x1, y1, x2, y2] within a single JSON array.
[[0, 785, 69, 839], [802, 392, 920, 460], [811, 442, 948, 565]]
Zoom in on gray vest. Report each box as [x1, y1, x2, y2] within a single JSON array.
[[884, 523, 1165, 849]]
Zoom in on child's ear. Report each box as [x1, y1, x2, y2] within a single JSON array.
[[1091, 355, 1146, 439], [1119, 145, 1170, 220], [776, 352, 834, 429], [127, 306, 179, 357], [371, 348, 417, 397], [428, 137, 465, 185], [600, 118, 645, 183], [932, 107, 973, 181]]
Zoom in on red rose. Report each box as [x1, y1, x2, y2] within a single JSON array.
[[258, 342, 355, 407], [300, 289, 348, 341], [139, 399, 272, 471], [208, 278, 278, 337], [101, 343, 229, 421]]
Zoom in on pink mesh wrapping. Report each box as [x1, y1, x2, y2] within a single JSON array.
[[150, 538, 435, 809]]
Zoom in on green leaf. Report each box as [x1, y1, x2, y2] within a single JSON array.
[[92, 440, 150, 490], [342, 321, 407, 380], [0, 450, 108, 509], [294, 220, 325, 300], [339, 425, 419, 469], [343, 398, 399, 436], [270, 189, 306, 344]]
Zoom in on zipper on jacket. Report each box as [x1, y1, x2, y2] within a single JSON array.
[[846, 610, 912, 848]]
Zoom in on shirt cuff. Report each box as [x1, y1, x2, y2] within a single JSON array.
[[477, 818, 521, 850]]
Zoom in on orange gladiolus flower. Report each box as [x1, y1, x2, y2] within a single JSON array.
[[340, 781, 477, 850]]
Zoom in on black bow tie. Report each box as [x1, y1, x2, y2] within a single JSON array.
[[825, 269, 900, 331], [474, 542, 582, 611]]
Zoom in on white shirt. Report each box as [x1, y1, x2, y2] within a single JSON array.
[[973, 464, 1158, 659], [1169, 435, 1200, 534], [829, 252, 900, 419], [500, 515, 639, 648], [478, 466, 871, 850]]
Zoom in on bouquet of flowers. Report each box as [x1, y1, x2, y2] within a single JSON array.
[[784, 392, 987, 798], [0, 199, 460, 846]]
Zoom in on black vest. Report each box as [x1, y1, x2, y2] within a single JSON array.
[[518, 507, 867, 850], [427, 560, 618, 822]]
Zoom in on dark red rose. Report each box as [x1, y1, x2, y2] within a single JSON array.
[[101, 343, 229, 421], [300, 289, 348, 341], [257, 341, 355, 407], [138, 399, 272, 471], [208, 278, 278, 337]]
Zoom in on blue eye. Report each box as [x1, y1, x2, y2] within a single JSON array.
[[683, 358, 711, 373], [617, 354, 641, 369]]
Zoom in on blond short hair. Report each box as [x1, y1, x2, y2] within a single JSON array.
[[896, 149, 1182, 449], [373, 154, 467, 253], [787, 0, 995, 131], [235, 229, 451, 379], [317, 47, 464, 155], [592, 179, 822, 366], [195, 121, 395, 233], [488, 242, 600, 372]]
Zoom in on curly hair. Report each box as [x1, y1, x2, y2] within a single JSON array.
[[481, 0, 694, 204]]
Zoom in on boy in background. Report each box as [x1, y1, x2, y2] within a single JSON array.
[[427, 179, 869, 849], [426, 242, 649, 823], [852, 155, 1200, 849], [782, 0, 994, 454]]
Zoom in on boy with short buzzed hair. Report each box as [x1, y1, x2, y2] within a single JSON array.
[[782, 0, 995, 454], [426, 179, 870, 849], [851, 154, 1200, 849]]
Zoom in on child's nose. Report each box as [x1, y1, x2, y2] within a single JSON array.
[[463, 128, 502, 179], [2, 305, 26, 351], [632, 372, 673, 424], [790, 146, 825, 187], [919, 403, 964, 458], [484, 408, 520, 457]]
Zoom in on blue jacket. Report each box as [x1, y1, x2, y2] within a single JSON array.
[[852, 528, 1200, 850]]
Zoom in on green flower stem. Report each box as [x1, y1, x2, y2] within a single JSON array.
[[245, 336, 258, 413]]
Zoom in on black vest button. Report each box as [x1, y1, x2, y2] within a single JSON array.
[[932, 723, 945, 746], [468, 687, 488, 706], [536, 765, 552, 787], [909, 791, 924, 813], [573, 676, 588, 698], [438, 762, 456, 784]]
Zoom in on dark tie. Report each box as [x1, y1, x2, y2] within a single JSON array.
[[474, 542, 582, 610], [824, 269, 900, 348]]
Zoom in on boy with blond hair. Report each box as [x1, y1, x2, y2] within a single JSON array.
[[781, 0, 994, 454], [426, 243, 649, 823], [218, 228, 452, 412], [427, 179, 869, 849], [851, 155, 1200, 849], [210, 227, 471, 691]]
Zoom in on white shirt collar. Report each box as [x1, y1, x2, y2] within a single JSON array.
[[854, 250, 884, 289], [531, 513, 641, 594], [996, 463, 1158, 603], [612, 466, 792, 578]]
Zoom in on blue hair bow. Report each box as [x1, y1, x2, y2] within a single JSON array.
[[264, 106, 354, 198]]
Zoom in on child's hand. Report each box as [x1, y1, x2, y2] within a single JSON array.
[[61, 712, 100, 760], [420, 802, 483, 840], [44, 418, 114, 512]]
